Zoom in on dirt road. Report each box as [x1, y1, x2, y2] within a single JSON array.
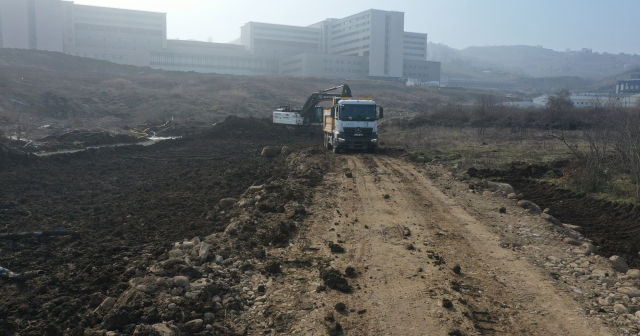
[[276, 154, 615, 335]]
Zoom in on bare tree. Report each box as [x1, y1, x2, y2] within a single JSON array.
[[552, 106, 613, 192], [546, 89, 573, 114], [611, 107, 640, 200]]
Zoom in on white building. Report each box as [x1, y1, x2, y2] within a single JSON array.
[[0, 1, 440, 80], [0, 0, 64, 52], [533, 93, 640, 108], [241, 21, 321, 58]]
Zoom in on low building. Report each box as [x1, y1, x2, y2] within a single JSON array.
[[403, 59, 441, 83], [406, 77, 440, 87], [532, 95, 548, 106], [149, 40, 277, 75], [615, 75, 640, 94], [533, 93, 640, 108], [502, 101, 544, 109], [278, 53, 367, 78]]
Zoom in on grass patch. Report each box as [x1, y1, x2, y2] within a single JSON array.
[[383, 125, 574, 171]]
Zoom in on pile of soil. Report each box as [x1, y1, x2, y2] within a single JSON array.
[[202, 116, 290, 141], [467, 162, 562, 179], [0, 117, 328, 335], [503, 180, 640, 267]]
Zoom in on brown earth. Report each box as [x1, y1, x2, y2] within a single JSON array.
[[0, 117, 326, 335], [0, 48, 457, 141], [3, 117, 640, 335], [465, 163, 640, 268], [259, 155, 616, 335], [501, 179, 640, 267]]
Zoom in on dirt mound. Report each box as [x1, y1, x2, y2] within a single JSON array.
[[502, 179, 640, 267], [467, 162, 558, 179], [467, 160, 640, 267], [203, 116, 291, 140], [320, 268, 352, 293], [0, 142, 34, 170], [0, 122, 326, 334]]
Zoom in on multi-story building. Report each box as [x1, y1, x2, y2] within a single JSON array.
[[241, 22, 321, 58], [61, 1, 166, 67], [148, 40, 278, 75], [0, 0, 63, 52], [0, 0, 440, 82]]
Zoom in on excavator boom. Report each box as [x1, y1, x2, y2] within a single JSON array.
[[273, 84, 352, 126], [299, 84, 352, 124]]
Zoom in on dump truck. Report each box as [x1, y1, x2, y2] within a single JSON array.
[[272, 84, 383, 153]]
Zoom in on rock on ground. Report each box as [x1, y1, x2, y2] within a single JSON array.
[[261, 146, 280, 157], [609, 255, 629, 273], [517, 200, 542, 214]]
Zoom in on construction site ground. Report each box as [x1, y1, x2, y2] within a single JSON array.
[[2, 118, 640, 335]]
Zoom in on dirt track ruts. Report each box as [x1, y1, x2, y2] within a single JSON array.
[[287, 154, 614, 335]]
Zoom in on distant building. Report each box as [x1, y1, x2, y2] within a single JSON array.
[[406, 77, 440, 87], [616, 75, 640, 94], [0, 0, 440, 80], [502, 101, 543, 109], [0, 0, 64, 52], [62, 2, 168, 68], [533, 93, 640, 108], [532, 95, 548, 106]]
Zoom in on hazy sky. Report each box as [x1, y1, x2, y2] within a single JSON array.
[[73, 0, 640, 54]]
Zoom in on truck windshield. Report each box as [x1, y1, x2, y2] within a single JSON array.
[[339, 104, 376, 121]]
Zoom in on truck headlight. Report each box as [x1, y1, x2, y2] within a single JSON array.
[[338, 138, 346, 142], [371, 139, 378, 143]]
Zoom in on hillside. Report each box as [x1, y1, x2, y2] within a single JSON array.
[[429, 43, 640, 80], [587, 67, 640, 91], [0, 49, 477, 140]]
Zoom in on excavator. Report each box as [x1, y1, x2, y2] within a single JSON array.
[[272, 84, 383, 153], [272, 84, 353, 127]]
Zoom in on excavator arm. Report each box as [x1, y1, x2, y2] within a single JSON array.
[[298, 85, 352, 124]]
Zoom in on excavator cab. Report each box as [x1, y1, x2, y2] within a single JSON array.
[[314, 106, 323, 124]]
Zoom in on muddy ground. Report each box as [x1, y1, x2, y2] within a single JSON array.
[[3, 118, 640, 335], [0, 117, 327, 335]]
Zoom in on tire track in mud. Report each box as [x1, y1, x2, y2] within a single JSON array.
[[284, 154, 614, 335], [370, 155, 611, 336], [329, 155, 477, 335], [372, 156, 509, 334]]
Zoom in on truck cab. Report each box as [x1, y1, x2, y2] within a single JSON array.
[[323, 99, 383, 153]]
